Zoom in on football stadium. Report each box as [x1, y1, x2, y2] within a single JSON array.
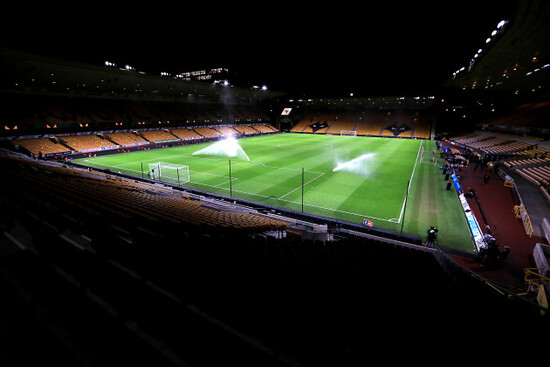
[[1, 1, 550, 365]]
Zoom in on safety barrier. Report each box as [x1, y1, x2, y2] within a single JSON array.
[[514, 204, 534, 237]]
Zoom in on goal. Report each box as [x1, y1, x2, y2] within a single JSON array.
[[340, 130, 357, 136], [147, 162, 190, 185]]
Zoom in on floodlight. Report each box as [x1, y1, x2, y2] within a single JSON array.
[[497, 20, 507, 28]]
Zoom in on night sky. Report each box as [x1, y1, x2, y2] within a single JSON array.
[[3, 1, 520, 97]]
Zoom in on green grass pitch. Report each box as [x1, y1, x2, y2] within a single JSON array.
[[73, 133, 474, 252]]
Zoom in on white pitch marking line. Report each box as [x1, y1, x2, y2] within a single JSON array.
[[397, 140, 423, 224], [278, 172, 326, 199], [78, 152, 400, 224]]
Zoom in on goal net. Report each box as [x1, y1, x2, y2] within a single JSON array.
[[340, 130, 357, 136], [148, 162, 190, 185]]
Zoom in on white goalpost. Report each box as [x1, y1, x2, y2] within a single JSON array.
[[148, 162, 190, 185], [340, 130, 357, 136]]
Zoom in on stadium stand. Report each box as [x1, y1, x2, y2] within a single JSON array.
[[105, 131, 148, 146], [290, 118, 310, 133], [450, 132, 548, 159], [354, 114, 385, 136], [193, 126, 221, 138], [7, 123, 280, 159], [306, 115, 333, 134], [518, 165, 550, 186], [169, 127, 203, 140], [10, 137, 70, 155], [451, 132, 549, 189], [213, 125, 238, 136], [293, 110, 433, 139], [503, 157, 550, 169], [327, 113, 359, 134], [380, 126, 395, 137], [59, 134, 117, 152], [252, 124, 277, 133], [139, 129, 179, 143], [0, 153, 288, 231], [233, 125, 260, 135]]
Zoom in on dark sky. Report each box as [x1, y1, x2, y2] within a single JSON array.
[[3, 1, 520, 97]]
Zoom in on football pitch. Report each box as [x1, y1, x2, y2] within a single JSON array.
[[73, 133, 474, 252]]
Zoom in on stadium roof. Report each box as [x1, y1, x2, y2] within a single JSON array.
[[0, 47, 283, 103], [1, 1, 525, 98], [445, 0, 550, 96]]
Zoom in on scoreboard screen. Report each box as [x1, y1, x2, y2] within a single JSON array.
[[281, 108, 292, 116]]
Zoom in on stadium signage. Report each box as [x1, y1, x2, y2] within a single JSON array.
[[79, 145, 118, 153], [121, 142, 149, 147], [451, 173, 461, 192], [465, 210, 482, 240], [153, 139, 179, 143], [458, 193, 485, 251], [363, 219, 374, 227]]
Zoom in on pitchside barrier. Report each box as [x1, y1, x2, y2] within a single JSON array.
[[514, 204, 534, 237], [450, 170, 486, 252], [498, 170, 537, 238]]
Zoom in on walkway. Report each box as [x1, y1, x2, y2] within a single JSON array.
[[438, 143, 548, 290]]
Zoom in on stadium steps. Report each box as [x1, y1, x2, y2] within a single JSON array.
[[97, 132, 118, 145], [133, 130, 149, 142], [52, 136, 75, 151], [167, 129, 182, 140]]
